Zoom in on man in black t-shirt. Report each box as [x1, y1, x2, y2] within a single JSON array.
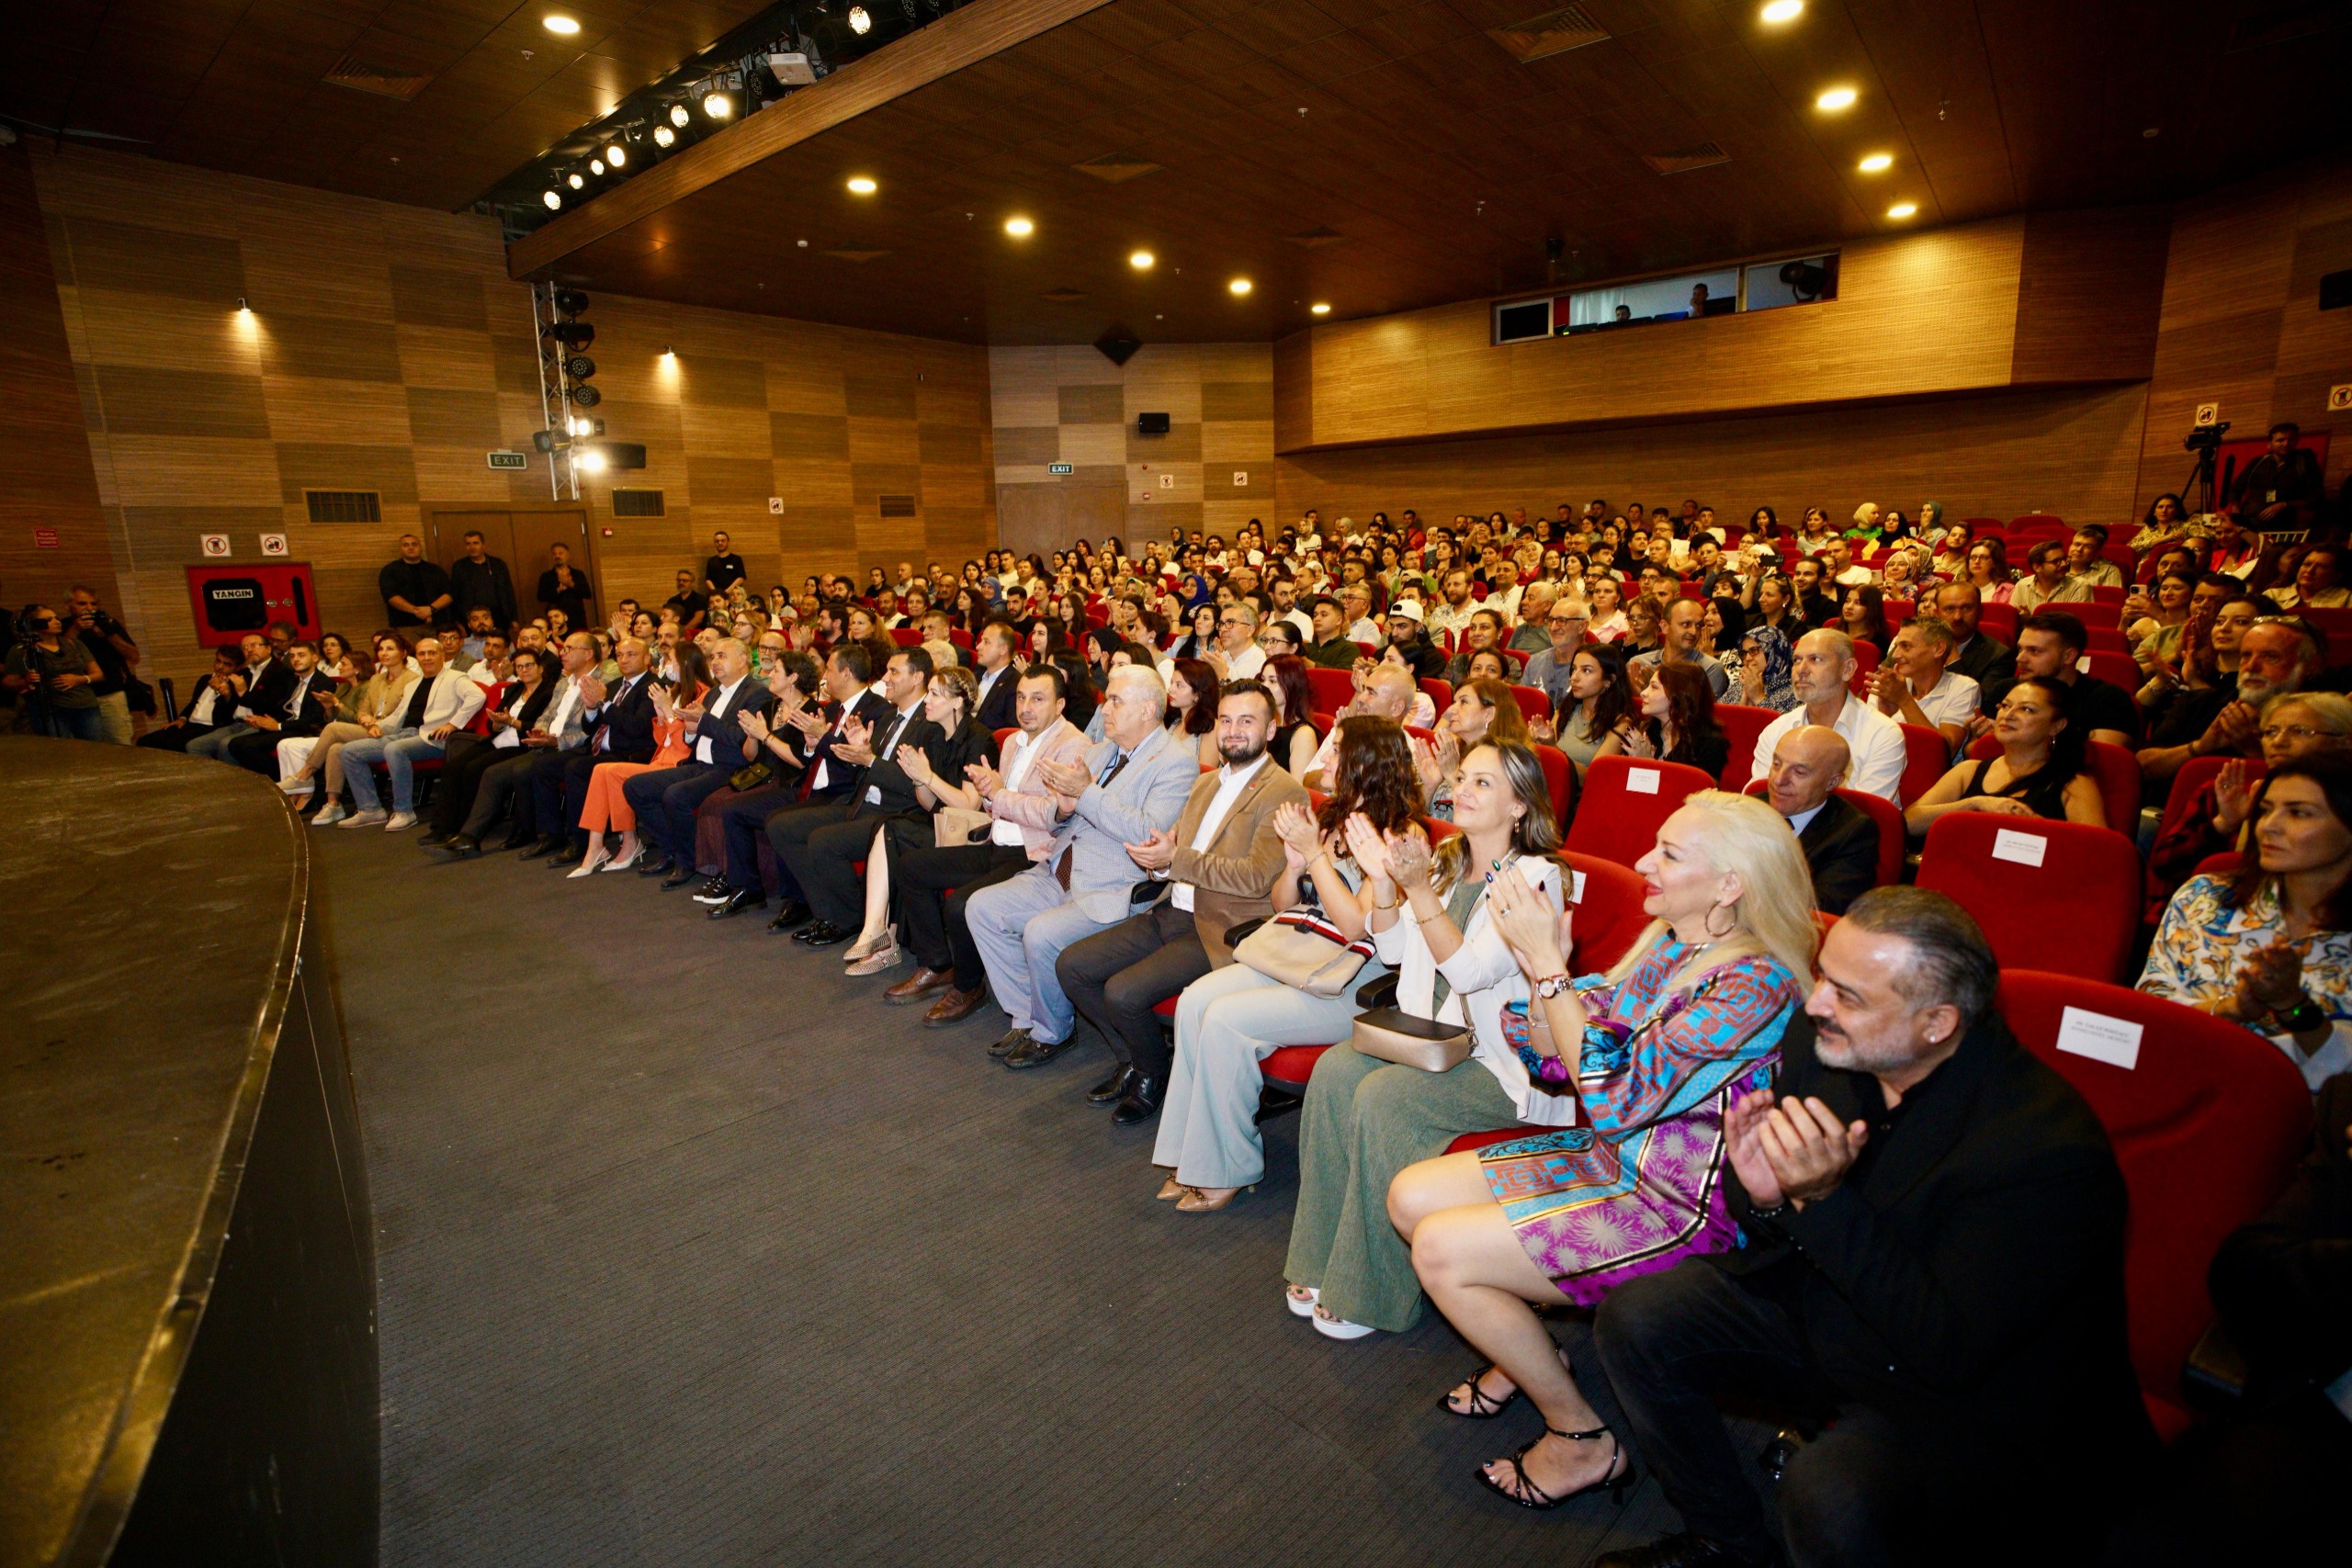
[[536, 543, 593, 625], [1985, 612, 2140, 749], [2231, 422, 2326, 532], [662, 569, 710, 633], [702, 531, 746, 596], [380, 534, 452, 632], [68, 585, 140, 743]]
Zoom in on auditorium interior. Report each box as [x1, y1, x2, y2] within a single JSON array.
[[8, 2, 2352, 1565]]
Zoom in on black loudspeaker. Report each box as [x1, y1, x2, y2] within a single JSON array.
[[1136, 412, 1170, 435], [2322, 268, 2351, 311], [1095, 328, 1141, 366]]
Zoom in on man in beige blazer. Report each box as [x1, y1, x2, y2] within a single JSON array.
[[1054, 678, 1309, 1125]]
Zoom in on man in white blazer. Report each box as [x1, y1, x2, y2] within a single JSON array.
[[337, 637, 486, 829]]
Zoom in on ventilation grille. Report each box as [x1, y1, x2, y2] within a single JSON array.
[[323, 56, 435, 100], [305, 490, 381, 523], [1072, 153, 1162, 184], [878, 495, 917, 518], [1487, 6, 1611, 64], [1038, 287, 1088, 303], [1286, 226, 1346, 248], [610, 489, 665, 517], [1641, 141, 1732, 175]]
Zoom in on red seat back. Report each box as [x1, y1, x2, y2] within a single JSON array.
[[1564, 756, 1717, 870], [2069, 601, 2124, 629], [2089, 584, 2126, 606], [1962, 736, 2143, 839], [1306, 666, 1355, 715], [1531, 742, 1575, 835], [1558, 850, 1654, 971], [2083, 626, 2129, 653], [2082, 650, 2140, 692], [1897, 723, 1951, 808], [1916, 814, 2141, 981], [1419, 677, 1453, 712], [1744, 779, 1905, 889], [889, 627, 922, 647], [2010, 512, 2067, 531], [2154, 755, 2262, 846], [1978, 603, 2018, 641], [1508, 683, 1550, 728], [994, 727, 1018, 750], [1997, 971, 2311, 1425], [1714, 703, 1779, 791]]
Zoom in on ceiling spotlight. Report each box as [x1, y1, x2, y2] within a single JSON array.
[[1228, 277, 1252, 296], [1760, 0, 1803, 21], [1857, 152, 1893, 173], [847, 175, 877, 195], [543, 189, 562, 210], [661, 345, 676, 359], [1815, 85, 1857, 112], [543, 14, 581, 34], [1004, 216, 1034, 237], [235, 297, 251, 313], [703, 91, 732, 119], [1129, 249, 1154, 269], [669, 102, 691, 129], [653, 124, 674, 148], [1886, 200, 1918, 220], [576, 447, 607, 473], [589, 158, 605, 176], [849, 5, 872, 32], [567, 172, 585, 190], [605, 143, 626, 167], [1310, 302, 1330, 315]]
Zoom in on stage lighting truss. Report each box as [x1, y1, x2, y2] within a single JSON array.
[[531, 283, 614, 501]]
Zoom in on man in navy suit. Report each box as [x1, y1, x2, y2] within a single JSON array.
[[707, 644, 889, 922], [530, 636, 659, 866], [623, 637, 772, 887]]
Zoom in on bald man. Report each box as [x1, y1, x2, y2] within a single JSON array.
[[1762, 725, 1880, 915], [1300, 663, 1418, 792]]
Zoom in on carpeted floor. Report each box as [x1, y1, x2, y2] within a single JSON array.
[[317, 823, 1691, 1566]]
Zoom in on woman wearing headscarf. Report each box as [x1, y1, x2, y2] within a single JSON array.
[[1734, 624, 1799, 713]]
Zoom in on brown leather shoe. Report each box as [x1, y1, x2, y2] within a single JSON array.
[[922, 986, 989, 1027], [885, 966, 953, 1005]]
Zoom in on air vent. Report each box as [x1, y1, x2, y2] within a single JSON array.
[[821, 249, 890, 263], [610, 489, 665, 517], [323, 57, 434, 101], [1072, 154, 1162, 184], [878, 495, 917, 518], [1642, 141, 1732, 175], [1286, 227, 1346, 248], [1039, 287, 1089, 303], [1487, 6, 1611, 64], [305, 490, 382, 523]]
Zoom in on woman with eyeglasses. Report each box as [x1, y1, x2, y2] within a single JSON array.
[[2143, 751, 2352, 1090], [2148, 693, 2352, 905], [1903, 675, 2105, 832], [3, 605, 105, 740]]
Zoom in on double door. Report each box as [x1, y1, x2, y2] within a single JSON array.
[[424, 506, 597, 627]]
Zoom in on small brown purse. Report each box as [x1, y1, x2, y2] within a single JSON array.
[[1350, 1007, 1474, 1073], [933, 806, 994, 847]]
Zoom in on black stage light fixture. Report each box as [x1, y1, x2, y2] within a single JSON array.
[[554, 288, 592, 316], [1780, 259, 1828, 300], [532, 428, 564, 453], [565, 354, 597, 380], [544, 320, 595, 348], [571, 383, 602, 407]]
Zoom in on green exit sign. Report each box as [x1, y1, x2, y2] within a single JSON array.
[[487, 450, 529, 470], [1047, 462, 1073, 475]]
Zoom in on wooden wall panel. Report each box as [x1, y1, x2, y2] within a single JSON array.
[[25, 144, 997, 681], [2011, 206, 2172, 386]]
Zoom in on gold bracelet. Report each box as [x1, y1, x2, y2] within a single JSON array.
[[1371, 888, 1402, 911]]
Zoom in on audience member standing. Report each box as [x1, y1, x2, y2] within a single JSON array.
[[379, 534, 452, 633], [537, 543, 594, 626], [447, 530, 518, 633], [66, 586, 140, 743]]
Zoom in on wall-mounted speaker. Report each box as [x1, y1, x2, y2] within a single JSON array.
[[1136, 412, 1170, 435]]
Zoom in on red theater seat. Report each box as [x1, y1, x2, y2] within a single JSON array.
[[1746, 780, 1904, 889], [1565, 756, 1716, 870], [1419, 677, 1453, 713], [889, 627, 922, 647], [1306, 666, 1354, 714], [1963, 736, 2142, 839], [1714, 704, 1778, 791], [1997, 971, 2311, 1438], [1916, 814, 2141, 981], [1897, 723, 1951, 809], [1508, 683, 1550, 727]]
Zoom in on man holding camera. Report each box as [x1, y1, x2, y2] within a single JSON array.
[[68, 586, 141, 743]]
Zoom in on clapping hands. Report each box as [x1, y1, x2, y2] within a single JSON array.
[[1486, 862, 1567, 976], [1724, 1089, 1869, 1210]]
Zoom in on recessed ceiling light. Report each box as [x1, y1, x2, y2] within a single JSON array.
[[605, 143, 625, 167], [543, 15, 581, 35], [1310, 302, 1330, 315], [1886, 200, 1918, 220], [1004, 216, 1034, 237], [703, 91, 731, 119], [1760, 0, 1803, 22], [1129, 249, 1154, 269], [846, 175, 877, 195], [1857, 152, 1893, 174], [1228, 277, 1252, 296], [1815, 85, 1858, 112]]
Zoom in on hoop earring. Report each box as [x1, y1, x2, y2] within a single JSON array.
[[1703, 901, 1736, 940]]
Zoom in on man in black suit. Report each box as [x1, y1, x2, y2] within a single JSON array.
[[969, 619, 1021, 733], [528, 634, 659, 865], [139, 645, 248, 751], [709, 644, 889, 923], [536, 542, 593, 626], [737, 647, 941, 939], [621, 637, 771, 887], [1760, 726, 1879, 916], [1567, 889, 2151, 1568], [186, 633, 289, 762], [225, 639, 334, 775]]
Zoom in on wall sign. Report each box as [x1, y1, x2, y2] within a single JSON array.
[[200, 533, 231, 558], [487, 450, 529, 470], [1047, 462, 1073, 475], [260, 533, 288, 557], [33, 528, 59, 549]]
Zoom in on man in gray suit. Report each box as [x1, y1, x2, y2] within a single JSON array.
[[967, 663, 1198, 1066]]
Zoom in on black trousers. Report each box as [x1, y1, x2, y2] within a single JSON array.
[[1566, 1261, 2005, 1568], [428, 733, 507, 833], [137, 724, 209, 752], [460, 750, 545, 840], [1055, 900, 1209, 1077], [225, 726, 297, 775], [771, 798, 899, 928], [895, 841, 1028, 986]]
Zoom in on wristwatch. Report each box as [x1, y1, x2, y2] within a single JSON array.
[[1532, 973, 1575, 999], [2271, 994, 2327, 1034]]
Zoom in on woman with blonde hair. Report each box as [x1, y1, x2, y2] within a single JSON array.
[[1388, 791, 1816, 1508], [299, 632, 420, 821]]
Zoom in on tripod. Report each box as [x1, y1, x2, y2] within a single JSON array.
[[2182, 442, 2219, 519]]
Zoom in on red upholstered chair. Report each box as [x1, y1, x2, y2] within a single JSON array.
[[949, 628, 973, 651], [1916, 814, 2142, 981], [2089, 583, 2127, 606], [1306, 666, 1354, 715], [2299, 605, 2352, 647], [1962, 735, 2142, 839], [1745, 779, 1905, 889], [1419, 677, 1453, 713], [2084, 626, 2129, 654], [994, 727, 1018, 750], [1883, 598, 1917, 626], [1897, 723, 1952, 808], [2010, 512, 2067, 532], [2190, 850, 2242, 880], [1714, 704, 1779, 791], [1508, 683, 1550, 727], [1846, 638, 1881, 694], [1530, 742, 1576, 835], [1978, 603, 2018, 641], [1996, 971, 2312, 1438], [889, 627, 922, 647], [1564, 756, 1716, 870], [2150, 757, 2262, 913], [2070, 601, 2124, 629]]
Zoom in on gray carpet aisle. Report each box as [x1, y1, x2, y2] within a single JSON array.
[[315, 827, 1688, 1566]]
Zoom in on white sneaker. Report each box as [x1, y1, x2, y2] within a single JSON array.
[[279, 777, 313, 795], [384, 811, 417, 831], [340, 808, 388, 829], [1284, 1284, 1318, 1319], [311, 802, 347, 827]]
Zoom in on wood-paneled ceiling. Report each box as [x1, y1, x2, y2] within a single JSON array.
[[11, 0, 2352, 345]]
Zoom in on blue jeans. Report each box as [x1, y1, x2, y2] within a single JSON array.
[[40, 705, 106, 741], [341, 728, 438, 812], [185, 720, 253, 760], [963, 864, 1127, 1044]]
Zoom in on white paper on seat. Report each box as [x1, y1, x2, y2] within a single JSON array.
[[1991, 828, 2048, 867], [1627, 767, 1660, 795], [2056, 1006, 2143, 1070], [1570, 869, 1588, 904]]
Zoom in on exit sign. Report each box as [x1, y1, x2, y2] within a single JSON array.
[[487, 450, 529, 470], [1047, 462, 1073, 475]]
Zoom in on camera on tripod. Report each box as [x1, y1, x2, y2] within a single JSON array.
[[2184, 417, 2231, 455]]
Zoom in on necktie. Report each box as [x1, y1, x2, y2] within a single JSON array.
[[1056, 750, 1131, 888], [1097, 750, 1131, 788]]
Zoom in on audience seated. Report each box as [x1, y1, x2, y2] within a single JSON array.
[[1615, 661, 1729, 777], [327, 637, 484, 830], [1903, 675, 2105, 834], [1761, 728, 1878, 914], [427, 632, 594, 854], [1284, 741, 1564, 1340], [1748, 630, 1905, 802], [1419, 677, 1532, 818], [1730, 624, 1798, 713], [2147, 692, 2352, 897], [621, 637, 771, 884], [2141, 753, 2352, 1091], [1866, 616, 1977, 756], [1997, 611, 2140, 750], [1299, 664, 1416, 790], [533, 635, 663, 866], [2139, 604, 2321, 784], [567, 648, 715, 874], [137, 644, 247, 753], [415, 644, 555, 850]]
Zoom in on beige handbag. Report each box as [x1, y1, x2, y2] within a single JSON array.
[[933, 806, 994, 848], [1351, 1007, 1475, 1073]]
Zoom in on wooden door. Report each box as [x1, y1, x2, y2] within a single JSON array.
[[998, 484, 1123, 563], [424, 505, 595, 627]]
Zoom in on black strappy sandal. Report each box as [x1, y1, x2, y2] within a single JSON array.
[[1440, 1364, 1522, 1420], [1476, 1425, 1634, 1510]]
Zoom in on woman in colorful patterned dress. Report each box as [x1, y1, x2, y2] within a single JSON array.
[[1386, 790, 1819, 1509]]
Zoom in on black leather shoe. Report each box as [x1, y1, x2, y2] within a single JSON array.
[[637, 856, 674, 878], [986, 1027, 1031, 1059], [766, 900, 812, 932], [1111, 1075, 1166, 1125], [516, 835, 561, 861], [1002, 1033, 1072, 1069], [708, 887, 763, 919], [1087, 1067, 1138, 1104], [660, 865, 698, 890], [691, 876, 732, 905], [417, 829, 452, 849], [447, 834, 481, 860], [545, 844, 585, 869], [499, 829, 535, 852], [797, 920, 852, 948], [1594, 1535, 1775, 1568]]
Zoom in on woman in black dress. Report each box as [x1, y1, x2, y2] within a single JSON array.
[[1903, 674, 2106, 834]]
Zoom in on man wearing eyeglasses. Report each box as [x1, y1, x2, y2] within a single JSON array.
[[2140, 610, 2325, 784], [1204, 601, 1266, 682], [1519, 600, 1590, 709]]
